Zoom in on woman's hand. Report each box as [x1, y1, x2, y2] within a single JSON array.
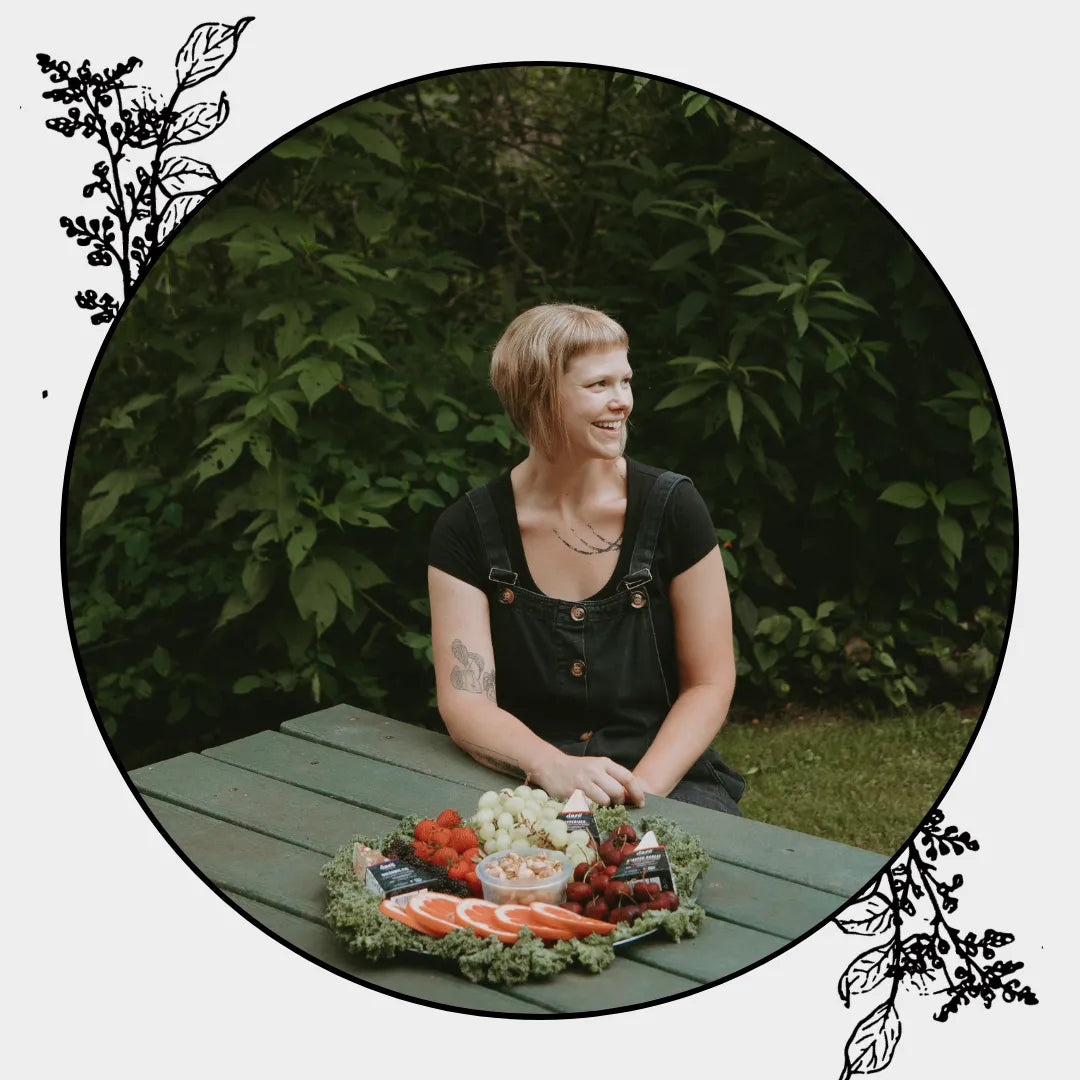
[[530, 749, 645, 808]]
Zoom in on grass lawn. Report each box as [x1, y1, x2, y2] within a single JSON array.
[[713, 701, 982, 856]]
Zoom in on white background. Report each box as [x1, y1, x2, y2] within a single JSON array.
[[4, 2, 1075, 1076]]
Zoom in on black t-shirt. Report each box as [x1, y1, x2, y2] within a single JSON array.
[[428, 457, 718, 597]]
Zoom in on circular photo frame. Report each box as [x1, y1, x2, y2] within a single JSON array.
[[59, 46, 1018, 1027]]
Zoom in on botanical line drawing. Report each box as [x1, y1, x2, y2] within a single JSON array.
[[37, 16, 253, 325], [833, 809, 1037, 1078]]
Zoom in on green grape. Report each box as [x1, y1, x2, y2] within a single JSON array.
[[505, 796, 525, 814], [477, 822, 496, 842], [542, 820, 569, 848], [568, 829, 591, 849], [474, 807, 495, 826], [478, 791, 500, 810], [513, 785, 533, 799], [496, 812, 514, 830], [509, 838, 531, 852]]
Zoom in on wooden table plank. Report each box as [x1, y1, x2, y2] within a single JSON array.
[[284, 706, 887, 896], [131, 752, 397, 856], [143, 795, 330, 921], [491, 954, 703, 1014], [225, 893, 551, 1015], [694, 860, 845, 939], [203, 731, 478, 822], [621, 915, 789, 984], [282, 703, 510, 790]]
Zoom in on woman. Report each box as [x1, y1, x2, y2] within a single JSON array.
[[427, 304, 745, 812]]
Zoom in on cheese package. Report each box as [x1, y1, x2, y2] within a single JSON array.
[[611, 829, 678, 895], [557, 788, 601, 845], [364, 856, 443, 901], [354, 841, 442, 901]]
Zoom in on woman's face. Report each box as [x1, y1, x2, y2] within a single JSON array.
[[556, 348, 633, 461]]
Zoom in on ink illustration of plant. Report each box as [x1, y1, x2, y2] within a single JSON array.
[[833, 809, 1037, 1078], [37, 16, 253, 325]]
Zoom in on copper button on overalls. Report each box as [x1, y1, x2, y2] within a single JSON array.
[[570, 604, 586, 621], [630, 591, 647, 609], [570, 660, 585, 677]]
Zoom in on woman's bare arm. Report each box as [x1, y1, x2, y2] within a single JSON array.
[[429, 566, 644, 806], [630, 546, 736, 796]]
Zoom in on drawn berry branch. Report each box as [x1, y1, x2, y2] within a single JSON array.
[[833, 809, 1038, 1078], [37, 17, 253, 325]]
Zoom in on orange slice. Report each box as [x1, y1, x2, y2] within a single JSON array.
[[454, 899, 520, 945], [529, 901, 616, 936], [492, 904, 577, 940], [378, 899, 427, 933], [407, 891, 467, 937]]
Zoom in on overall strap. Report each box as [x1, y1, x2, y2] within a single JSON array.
[[621, 471, 688, 590], [466, 485, 519, 586]]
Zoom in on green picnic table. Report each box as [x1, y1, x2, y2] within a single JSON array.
[[129, 703, 886, 1015]]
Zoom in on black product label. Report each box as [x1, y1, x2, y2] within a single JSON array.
[[365, 858, 441, 899], [612, 845, 677, 895], [558, 809, 601, 846]]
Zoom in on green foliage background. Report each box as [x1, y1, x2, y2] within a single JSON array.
[[65, 67, 1013, 767]]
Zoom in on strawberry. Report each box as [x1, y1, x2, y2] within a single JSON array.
[[460, 846, 482, 863], [430, 846, 459, 867], [436, 809, 461, 828], [413, 819, 439, 844], [448, 827, 479, 853], [447, 860, 471, 881], [465, 871, 483, 897], [431, 827, 453, 848], [411, 840, 436, 861]]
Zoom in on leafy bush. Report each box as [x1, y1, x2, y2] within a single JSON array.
[[65, 68, 1013, 762]]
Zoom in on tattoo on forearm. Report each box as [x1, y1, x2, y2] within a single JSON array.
[[450, 638, 497, 702], [459, 738, 527, 780]]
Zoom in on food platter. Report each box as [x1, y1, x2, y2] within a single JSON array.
[[322, 788, 711, 987]]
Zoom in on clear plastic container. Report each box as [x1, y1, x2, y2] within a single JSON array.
[[475, 846, 572, 906]]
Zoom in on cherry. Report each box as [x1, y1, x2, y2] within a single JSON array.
[[604, 880, 633, 906], [611, 823, 637, 843], [566, 881, 593, 903], [573, 862, 592, 882], [633, 881, 661, 903], [608, 904, 641, 924], [583, 897, 610, 922], [560, 901, 584, 916]]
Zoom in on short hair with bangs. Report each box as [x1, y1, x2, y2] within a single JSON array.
[[490, 304, 628, 458]]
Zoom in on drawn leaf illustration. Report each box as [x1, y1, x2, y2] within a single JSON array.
[[451, 640, 469, 665], [158, 193, 205, 243], [166, 92, 230, 146], [834, 891, 894, 936], [159, 156, 219, 197], [839, 1002, 901, 1078], [175, 17, 255, 89], [838, 941, 893, 1006]]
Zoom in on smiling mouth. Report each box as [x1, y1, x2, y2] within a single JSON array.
[[593, 420, 623, 431]]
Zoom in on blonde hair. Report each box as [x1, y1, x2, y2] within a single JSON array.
[[490, 304, 629, 458]]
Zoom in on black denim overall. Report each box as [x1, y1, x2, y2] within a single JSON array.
[[466, 470, 745, 814]]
